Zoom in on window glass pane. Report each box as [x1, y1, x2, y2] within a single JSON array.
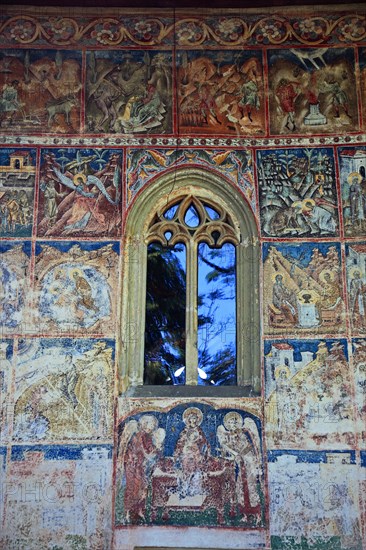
[[197, 242, 236, 386], [164, 203, 179, 220], [184, 205, 200, 227], [144, 242, 186, 385], [204, 204, 220, 220]]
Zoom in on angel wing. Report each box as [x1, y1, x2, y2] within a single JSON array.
[[87, 174, 118, 205], [117, 419, 138, 458], [52, 167, 76, 190], [113, 165, 120, 190], [152, 427, 166, 450], [243, 417, 261, 460], [216, 424, 236, 459], [52, 167, 95, 198], [116, 419, 139, 482]]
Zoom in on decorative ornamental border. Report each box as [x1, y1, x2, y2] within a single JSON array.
[[1, 133, 365, 148], [0, 13, 366, 47]]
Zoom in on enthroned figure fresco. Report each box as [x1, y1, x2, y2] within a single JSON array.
[[0, 49, 81, 134], [177, 50, 265, 135], [86, 50, 172, 134], [37, 148, 122, 238], [115, 404, 265, 529], [263, 242, 345, 336], [267, 47, 359, 135]]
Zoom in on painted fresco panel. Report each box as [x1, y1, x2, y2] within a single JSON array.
[[352, 340, 366, 445], [2, 444, 112, 550], [0, 340, 13, 444], [0, 148, 36, 238], [34, 241, 119, 335], [126, 147, 255, 213], [177, 50, 265, 136], [85, 50, 172, 135], [263, 242, 346, 336], [0, 446, 6, 532], [346, 244, 366, 336], [361, 452, 366, 547], [268, 450, 362, 550], [12, 338, 115, 441], [338, 146, 366, 238], [0, 49, 82, 134], [359, 48, 366, 134], [115, 402, 265, 530], [0, 4, 366, 550], [37, 148, 122, 238], [257, 147, 339, 238], [0, 241, 31, 334], [265, 339, 355, 449], [268, 47, 359, 136]]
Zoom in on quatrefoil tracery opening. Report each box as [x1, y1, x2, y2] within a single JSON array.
[[147, 196, 239, 248]]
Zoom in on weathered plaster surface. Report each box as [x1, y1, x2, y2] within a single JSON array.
[[0, 4, 366, 550]]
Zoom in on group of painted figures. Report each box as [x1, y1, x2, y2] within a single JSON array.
[[117, 408, 263, 526], [0, 45, 360, 136]]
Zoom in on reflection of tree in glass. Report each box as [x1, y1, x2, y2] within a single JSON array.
[[144, 242, 186, 385], [144, 241, 237, 386], [198, 244, 236, 386]]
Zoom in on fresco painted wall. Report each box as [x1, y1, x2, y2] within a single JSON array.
[[0, 4, 366, 550]]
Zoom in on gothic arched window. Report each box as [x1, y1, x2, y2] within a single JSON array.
[[120, 168, 260, 397]]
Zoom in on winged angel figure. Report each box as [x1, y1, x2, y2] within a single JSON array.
[[217, 412, 262, 516], [50, 166, 120, 233], [117, 415, 165, 523]]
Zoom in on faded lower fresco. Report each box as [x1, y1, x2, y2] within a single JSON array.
[[0, 241, 31, 333], [0, 340, 13, 443], [268, 451, 362, 550], [12, 339, 114, 441], [265, 339, 355, 449], [352, 340, 366, 445], [361, 452, 366, 547], [1, 445, 113, 550]]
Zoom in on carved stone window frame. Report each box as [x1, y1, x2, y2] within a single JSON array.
[[119, 167, 260, 397]]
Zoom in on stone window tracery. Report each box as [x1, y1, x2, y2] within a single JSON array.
[[119, 167, 260, 397]]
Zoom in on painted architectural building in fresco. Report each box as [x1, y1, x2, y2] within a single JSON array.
[[0, 3, 366, 550]]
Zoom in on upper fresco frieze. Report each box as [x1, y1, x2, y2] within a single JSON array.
[[0, 12, 366, 47]]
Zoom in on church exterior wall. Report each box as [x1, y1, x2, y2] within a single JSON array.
[[0, 4, 366, 549]]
